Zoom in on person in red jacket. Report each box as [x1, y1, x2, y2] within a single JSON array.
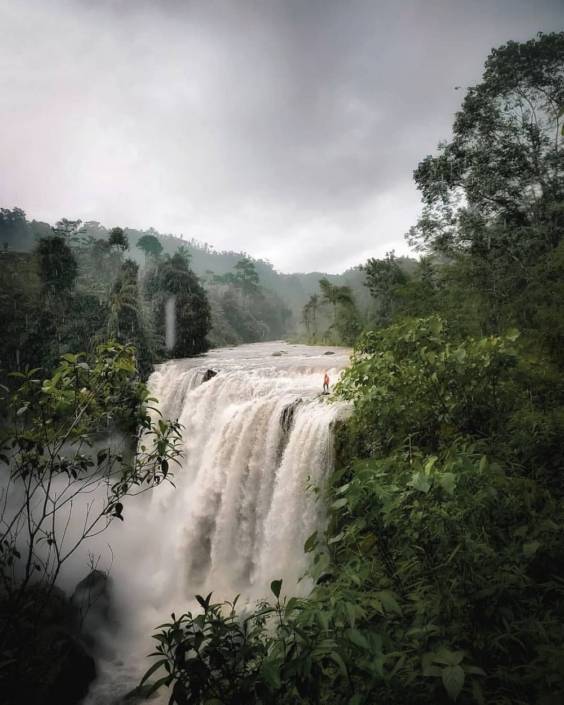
[[323, 371, 330, 394]]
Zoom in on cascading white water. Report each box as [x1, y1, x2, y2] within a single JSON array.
[[82, 341, 350, 704]]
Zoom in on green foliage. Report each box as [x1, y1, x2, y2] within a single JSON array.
[[0, 342, 184, 702], [36, 235, 78, 294], [206, 259, 291, 346], [405, 32, 563, 343], [233, 256, 260, 296], [137, 233, 164, 260], [145, 253, 211, 357], [108, 226, 129, 251], [322, 316, 564, 704], [363, 252, 408, 325], [301, 278, 361, 345], [148, 312, 564, 704]]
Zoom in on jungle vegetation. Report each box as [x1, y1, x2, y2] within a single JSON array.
[[0, 29, 562, 705], [143, 32, 564, 705]]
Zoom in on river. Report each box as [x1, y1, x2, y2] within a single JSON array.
[[82, 341, 350, 703]]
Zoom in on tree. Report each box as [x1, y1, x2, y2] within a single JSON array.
[[53, 218, 83, 243], [0, 343, 183, 703], [108, 271, 139, 341], [408, 32, 564, 334], [363, 251, 407, 324], [145, 254, 211, 357], [234, 256, 260, 297], [176, 245, 192, 264], [302, 294, 321, 339], [319, 278, 354, 325], [137, 234, 163, 261], [36, 235, 78, 294], [0, 207, 33, 251], [108, 226, 129, 252]]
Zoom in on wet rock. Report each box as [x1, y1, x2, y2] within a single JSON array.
[[280, 398, 302, 434], [277, 399, 302, 462], [202, 369, 217, 382], [72, 569, 112, 626], [324, 351, 335, 355]]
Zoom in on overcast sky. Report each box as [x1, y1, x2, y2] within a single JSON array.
[[0, 0, 561, 272]]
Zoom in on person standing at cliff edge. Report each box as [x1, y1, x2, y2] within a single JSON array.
[[323, 371, 330, 394]]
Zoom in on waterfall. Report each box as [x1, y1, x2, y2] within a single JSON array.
[[82, 341, 350, 704]]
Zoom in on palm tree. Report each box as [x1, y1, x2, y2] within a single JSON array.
[[302, 294, 320, 338], [107, 279, 139, 341], [318, 278, 354, 327]]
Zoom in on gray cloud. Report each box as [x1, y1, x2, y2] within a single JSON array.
[[0, 0, 562, 272]]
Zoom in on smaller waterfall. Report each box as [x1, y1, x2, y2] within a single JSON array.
[[164, 295, 176, 351]]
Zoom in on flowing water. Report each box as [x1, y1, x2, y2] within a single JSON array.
[[82, 341, 350, 703]]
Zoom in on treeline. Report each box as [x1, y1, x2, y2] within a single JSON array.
[[0, 222, 211, 379], [0, 217, 296, 378], [144, 32, 564, 705], [1, 209, 375, 335]]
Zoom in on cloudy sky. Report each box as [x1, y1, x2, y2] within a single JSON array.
[[0, 0, 561, 272]]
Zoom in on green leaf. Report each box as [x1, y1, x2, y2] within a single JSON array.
[[442, 665, 465, 701], [464, 665, 486, 676], [523, 541, 541, 558], [261, 659, 281, 690], [434, 648, 465, 666], [146, 675, 173, 697], [140, 659, 167, 686], [375, 590, 402, 615], [328, 532, 344, 545], [454, 347, 466, 363], [346, 628, 370, 650], [331, 497, 348, 510], [437, 472, 457, 495], [270, 579, 282, 599], [304, 531, 318, 553], [409, 471, 431, 493], [327, 651, 348, 677]]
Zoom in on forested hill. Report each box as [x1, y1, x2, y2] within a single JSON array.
[[0, 208, 414, 328]]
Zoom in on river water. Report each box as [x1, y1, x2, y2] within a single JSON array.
[[83, 341, 350, 703]]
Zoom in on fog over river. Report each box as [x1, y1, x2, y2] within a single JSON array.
[[82, 341, 351, 703]]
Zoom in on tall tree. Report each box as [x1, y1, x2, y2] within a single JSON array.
[[233, 256, 260, 297], [319, 278, 354, 325], [137, 234, 163, 262], [145, 254, 211, 358], [363, 251, 407, 324], [108, 226, 129, 252], [0, 207, 33, 251], [303, 294, 321, 338], [36, 235, 78, 295], [408, 32, 564, 335]]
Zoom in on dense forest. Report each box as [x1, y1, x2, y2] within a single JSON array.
[[139, 32, 564, 705], [1, 30, 563, 705], [0, 209, 378, 351]]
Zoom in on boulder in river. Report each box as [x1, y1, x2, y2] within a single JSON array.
[[72, 569, 113, 627], [202, 369, 218, 382]]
